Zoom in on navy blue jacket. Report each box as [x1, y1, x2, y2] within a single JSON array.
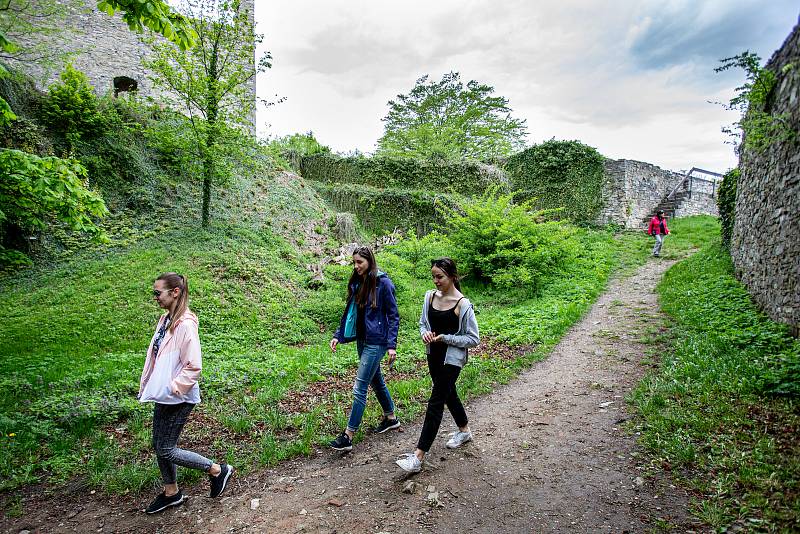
[[334, 273, 399, 349]]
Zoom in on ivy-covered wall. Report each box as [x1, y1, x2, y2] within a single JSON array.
[[731, 21, 800, 333], [299, 153, 508, 195], [309, 182, 460, 236]]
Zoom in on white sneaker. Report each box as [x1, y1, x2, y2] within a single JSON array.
[[395, 453, 422, 473], [446, 430, 473, 449]]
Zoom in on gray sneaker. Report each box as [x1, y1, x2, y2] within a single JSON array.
[[446, 430, 473, 449]]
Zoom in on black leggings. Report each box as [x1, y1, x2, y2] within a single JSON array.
[[152, 402, 213, 484], [417, 353, 468, 452]]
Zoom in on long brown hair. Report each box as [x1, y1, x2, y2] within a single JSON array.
[[431, 257, 461, 291], [347, 246, 379, 309], [156, 272, 189, 332]]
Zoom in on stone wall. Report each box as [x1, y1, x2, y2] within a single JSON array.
[[596, 159, 686, 228], [730, 20, 800, 333]]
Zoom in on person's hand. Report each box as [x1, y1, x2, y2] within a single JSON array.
[[432, 334, 444, 343], [387, 349, 397, 369], [422, 331, 436, 344], [330, 338, 339, 352]]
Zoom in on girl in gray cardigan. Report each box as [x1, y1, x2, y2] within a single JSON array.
[[396, 258, 479, 473]]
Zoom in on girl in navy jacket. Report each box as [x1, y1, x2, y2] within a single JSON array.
[[329, 246, 401, 451]]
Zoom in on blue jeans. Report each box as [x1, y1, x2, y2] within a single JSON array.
[[346, 340, 395, 432]]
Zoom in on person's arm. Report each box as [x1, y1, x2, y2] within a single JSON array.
[[439, 306, 480, 348], [383, 278, 400, 350], [170, 322, 202, 395]]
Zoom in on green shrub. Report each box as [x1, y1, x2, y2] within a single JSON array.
[[442, 189, 578, 292], [504, 139, 606, 223], [39, 63, 106, 150], [300, 153, 507, 195], [717, 168, 738, 250]]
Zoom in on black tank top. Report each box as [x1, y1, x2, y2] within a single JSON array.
[[429, 296, 463, 359]]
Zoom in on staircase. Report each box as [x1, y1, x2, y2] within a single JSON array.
[[644, 167, 722, 223], [648, 188, 690, 221]]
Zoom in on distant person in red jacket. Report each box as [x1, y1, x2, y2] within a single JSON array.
[[648, 210, 670, 257]]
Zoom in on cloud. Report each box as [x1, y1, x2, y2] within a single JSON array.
[[256, 0, 799, 170], [625, 0, 799, 69]]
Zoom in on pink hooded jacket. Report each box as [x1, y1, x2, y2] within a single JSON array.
[[138, 310, 202, 404]]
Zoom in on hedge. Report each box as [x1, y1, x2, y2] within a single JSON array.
[[309, 181, 461, 236], [299, 153, 507, 196], [504, 140, 606, 223]]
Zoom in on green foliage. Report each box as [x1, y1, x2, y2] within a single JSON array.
[[442, 189, 578, 293], [311, 182, 459, 236], [97, 0, 197, 50], [0, 148, 108, 238], [300, 152, 508, 195], [716, 51, 797, 154], [270, 131, 331, 156], [386, 231, 455, 279], [631, 221, 800, 529], [504, 139, 606, 223], [717, 168, 738, 250], [377, 71, 527, 160], [40, 63, 106, 150], [264, 131, 331, 172], [144, 0, 271, 227]]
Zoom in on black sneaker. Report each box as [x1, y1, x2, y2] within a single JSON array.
[[329, 432, 353, 451], [209, 463, 234, 498], [372, 417, 401, 434], [145, 491, 185, 514]]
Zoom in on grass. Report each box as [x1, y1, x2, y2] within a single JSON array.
[[629, 218, 800, 531], [0, 212, 656, 499]]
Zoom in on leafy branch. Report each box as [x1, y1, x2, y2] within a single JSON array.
[[715, 51, 797, 154]]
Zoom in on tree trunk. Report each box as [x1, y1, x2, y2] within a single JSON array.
[[201, 40, 220, 228], [201, 170, 211, 228]]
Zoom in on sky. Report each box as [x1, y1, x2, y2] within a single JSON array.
[[253, 1, 799, 173]]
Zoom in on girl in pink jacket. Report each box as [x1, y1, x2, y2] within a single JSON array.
[[647, 210, 670, 257], [138, 272, 233, 514]]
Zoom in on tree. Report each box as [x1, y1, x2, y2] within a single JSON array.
[[377, 71, 527, 160], [144, 0, 270, 227]]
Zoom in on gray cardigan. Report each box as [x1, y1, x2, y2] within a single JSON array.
[[418, 289, 480, 368]]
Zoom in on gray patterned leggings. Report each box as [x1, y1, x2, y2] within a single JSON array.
[[152, 402, 213, 485]]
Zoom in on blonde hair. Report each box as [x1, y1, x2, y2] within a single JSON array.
[[156, 272, 189, 333]]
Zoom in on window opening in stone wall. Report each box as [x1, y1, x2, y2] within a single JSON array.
[[113, 76, 138, 96]]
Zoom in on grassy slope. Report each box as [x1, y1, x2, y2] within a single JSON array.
[[631, 218, 800, 530]]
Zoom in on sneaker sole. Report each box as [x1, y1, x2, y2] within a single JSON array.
[[376, 421, 401, 434], [331, 444, 353, 451], [211, 466, 234, 498], [145, 495, 185, 514]]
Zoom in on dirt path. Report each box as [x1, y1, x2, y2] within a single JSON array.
[[4, 259, 704, 534]]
